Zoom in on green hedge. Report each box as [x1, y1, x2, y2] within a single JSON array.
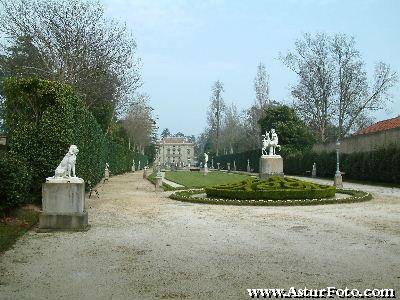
[[284, 145, 400, 184], [205, 177, 335, 200], [0, 153, 32, 212], [214, 144, 400, 185], [214, 149, 260, 172], [2, 77, 147, 208], [170, 188, 371, 206]]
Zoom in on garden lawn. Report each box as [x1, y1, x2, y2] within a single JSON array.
[[164, 171, 250, 188]]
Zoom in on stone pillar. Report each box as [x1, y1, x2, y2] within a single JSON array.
[[155, 172, 163, 189], [311, 163, 317, 178], [334, 172, 343, 188], [227, 163, 231, 172], [247, 159, 251, 173], [39, 178, 89, 232], [259, 155, 284, 180], [143, 168, 148, 179]]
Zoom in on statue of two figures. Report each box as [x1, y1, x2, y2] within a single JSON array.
[[262, 129, 281, 156]]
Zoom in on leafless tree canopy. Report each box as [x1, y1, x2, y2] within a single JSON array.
[[245, 62, 272, 149], [281, 33, 398, 141], [207, 80, 225, 155], [0, 0, 142, 132], [123, 93, 156, 154], [254, 62, 270, 110]]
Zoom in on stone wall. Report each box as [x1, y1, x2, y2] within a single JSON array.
[[312, 127, 400, 154]]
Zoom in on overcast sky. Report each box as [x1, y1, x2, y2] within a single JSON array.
[[101, 0, 400, 136]]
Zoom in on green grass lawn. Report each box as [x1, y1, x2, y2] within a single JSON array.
[[164, 171, 250, 188], [0, 207, 39, 253]]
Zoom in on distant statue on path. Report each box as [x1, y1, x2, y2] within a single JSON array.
[[104, 163, 110, 183], [204, 153, 208, 168]]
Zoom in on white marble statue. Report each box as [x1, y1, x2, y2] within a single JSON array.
[[104, 163, 110, 180], [47, 145, 83, 183], [262, 129, 281, 156], [54, 145, 79, 178], [204, 153, 208, 168]]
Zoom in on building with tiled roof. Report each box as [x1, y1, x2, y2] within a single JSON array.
[[356, 116, 400, 135], [156, 136, 196, 168]]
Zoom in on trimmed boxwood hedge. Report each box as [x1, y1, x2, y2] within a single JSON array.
[[214, 145, 400, 185], [284, 147, 400, 184], [205, 177, 336, 200], [0, 153, 32, 212], [2, 77, 147, 208], [170, 188, 372, 206]]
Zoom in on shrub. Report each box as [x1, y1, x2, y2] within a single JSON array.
[[205, 177, 336, 200], [170, 188, 371, 206], [214, 149, 260, 173], [284, 145, 400, 184], [0, 153, 32, 212], [3, 77, 147, 204], [215, 144, 400, 185]]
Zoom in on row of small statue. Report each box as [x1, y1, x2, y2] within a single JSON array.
[[48, 145, 147, 182]]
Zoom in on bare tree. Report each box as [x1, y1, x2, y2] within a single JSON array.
[[207, 80, 225, 155], [220, 103, 245, 154], [254, 62, 270, 110], [332, 34, 398, 137], [0, 0, 142, 132], [245, 62, 272, 148], [281, 33, 335, 142], [281, 32, 398, 141], [123, 93, 156, 154]]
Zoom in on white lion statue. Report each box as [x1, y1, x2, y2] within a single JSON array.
[[54, 145, 79, 178]]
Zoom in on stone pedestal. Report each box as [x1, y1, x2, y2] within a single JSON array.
[[334, 172, 343, 188], [311, 169, 317, 178], [202, 167, 209, 176], [38, 178, 89, 232], [259, 155, 284, 179], [155, 172, 163, 189]]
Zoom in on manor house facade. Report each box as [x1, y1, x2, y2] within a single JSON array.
[[156, 137, 196, 167]]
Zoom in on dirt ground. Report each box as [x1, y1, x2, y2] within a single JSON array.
[[0, 172, 399, 299]]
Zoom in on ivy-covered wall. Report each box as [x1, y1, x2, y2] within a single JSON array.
[[1, 77, 147, 211]]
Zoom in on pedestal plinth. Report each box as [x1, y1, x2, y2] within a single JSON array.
[[202, 167, 209, 176], [334, 172, 343, 188], [259, 155, 284, 179], [38, 178, 90, 232]]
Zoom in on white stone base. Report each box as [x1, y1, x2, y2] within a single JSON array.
[[39, 181, 89, 231], [259, 155, 284, 179], [334, 172, 343, 188]]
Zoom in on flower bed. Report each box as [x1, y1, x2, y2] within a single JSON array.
[[169, 188, 372, 206], [205, 177, 336, 200]]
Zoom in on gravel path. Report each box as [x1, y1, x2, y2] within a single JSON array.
[[290, 175, 400, 197], [0, 172, 399, 299], [162, 177, 184, 188]]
